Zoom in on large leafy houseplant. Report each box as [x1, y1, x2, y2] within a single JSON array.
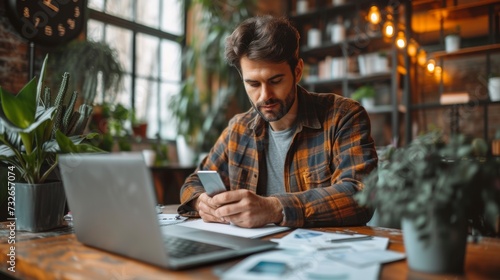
[[0, 55, 102, 184], [357, 131, 499, 235], [356, 131, 499, 273], [169, 0, 254, 157]]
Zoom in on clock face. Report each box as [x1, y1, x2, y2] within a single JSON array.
[[7, 0, 86, 46]]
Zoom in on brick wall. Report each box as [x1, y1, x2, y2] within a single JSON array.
[[0, 2, 46, 94], [0, 8, 28, 93]]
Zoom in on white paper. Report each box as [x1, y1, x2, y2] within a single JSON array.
[[222, 229, 405, 280], [276, 228, 389, 251], [221, 250, 381, 280], [327, 249, 406, 267], [177, 219, 289, 239]]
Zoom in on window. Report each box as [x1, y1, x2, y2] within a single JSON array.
[[87, 0, 184, 140]]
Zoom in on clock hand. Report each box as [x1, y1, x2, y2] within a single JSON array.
[[43, 0, 60, 13]]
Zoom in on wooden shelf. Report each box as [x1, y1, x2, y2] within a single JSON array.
[[301, 33, 385, 58], [411, 99, 500, 110], [301, 72, 392, 88], [427, 0, 500, 20], [431, 44, 500, 59], [288, 1, 357, 20], [366, 105, 392, 114], [366, 105, 407, 114]]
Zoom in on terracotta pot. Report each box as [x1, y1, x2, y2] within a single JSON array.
[[132, 123, 148, 138]]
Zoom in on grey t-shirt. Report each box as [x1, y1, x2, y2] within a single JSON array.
[[264, 124, 296, 196]]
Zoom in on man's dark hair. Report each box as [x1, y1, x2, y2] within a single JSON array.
[[224, 15, 300, 73]]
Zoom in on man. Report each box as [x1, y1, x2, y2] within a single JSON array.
[[177, 15, 378, 228]]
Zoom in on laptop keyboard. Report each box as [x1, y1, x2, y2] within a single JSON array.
[[164, 236, 231, 259]]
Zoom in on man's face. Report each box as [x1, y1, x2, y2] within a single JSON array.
[[240, 56, 301, 123]]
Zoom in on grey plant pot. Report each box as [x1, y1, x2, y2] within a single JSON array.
[[402, 215, 467, 274], [15, 181, 67, 232]]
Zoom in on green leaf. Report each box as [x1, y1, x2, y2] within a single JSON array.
[[0, 79, 38, 129], [55, 130, 104, 153], [0, 106, 56, 133], [37, 55, 49, 104]]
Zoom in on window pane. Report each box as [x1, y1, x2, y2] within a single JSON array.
[[94, 73, 131, 106], [86, 19, 104, 41], [136, 0, 160, 28], [114, 74, 132, 108], [161, 0, 184, 35], [135, 78, 159, 138], [88, 0, 104, 11], [105, 25, 133, 73], [137, 33, 160, 78], [160, 40, 182, 82], [157, 83, 179, 139], [105, 0, 134, 21]]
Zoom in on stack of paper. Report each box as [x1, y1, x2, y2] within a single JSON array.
[[221, 229, 405, 280]]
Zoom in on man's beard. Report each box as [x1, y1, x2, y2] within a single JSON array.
[[252, 83, 296, 122]]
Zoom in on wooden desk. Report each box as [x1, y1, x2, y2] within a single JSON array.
[[1, 206, 499, 280]]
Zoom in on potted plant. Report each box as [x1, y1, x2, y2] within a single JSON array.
[[0, 55, 103, 232], [47, 40, 124, 105], [356, 131, 500, 274], [131, 109, 148, 140], [88, 103, 132, 152], [351, 85, 376, 108]]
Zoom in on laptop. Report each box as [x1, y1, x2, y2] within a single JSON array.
[[58, 153, 277, 270]]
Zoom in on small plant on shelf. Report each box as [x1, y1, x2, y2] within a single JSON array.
[[351, 85, 376, 108]]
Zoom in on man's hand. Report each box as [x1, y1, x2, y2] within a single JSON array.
[[193, 193, 229, 224], [211, 189, 284, 228]]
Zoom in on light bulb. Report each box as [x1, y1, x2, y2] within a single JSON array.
[[417, 49, 427, 66], [383, 20, 394, 38], [407, 40, 418, 57], [434, 66, 442, 76], [367, 6, 381, 25], [427, 59, 435, 73], [396, 31, 406, 49]]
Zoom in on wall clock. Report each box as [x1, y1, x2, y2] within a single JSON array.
[[6, 0, 87, 46]]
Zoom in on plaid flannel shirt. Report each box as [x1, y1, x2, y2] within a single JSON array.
[[178, 86, 378, 228]]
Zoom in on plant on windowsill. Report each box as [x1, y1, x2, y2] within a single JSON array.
[[88, 103, 132, 152], [0, 55, 103, 231], [131, 109, 148, 140], [355, 131, 500, 274], [351, 85, 376, 108]]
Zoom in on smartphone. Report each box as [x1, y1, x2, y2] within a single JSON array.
[[197, 170, 227, 196]]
